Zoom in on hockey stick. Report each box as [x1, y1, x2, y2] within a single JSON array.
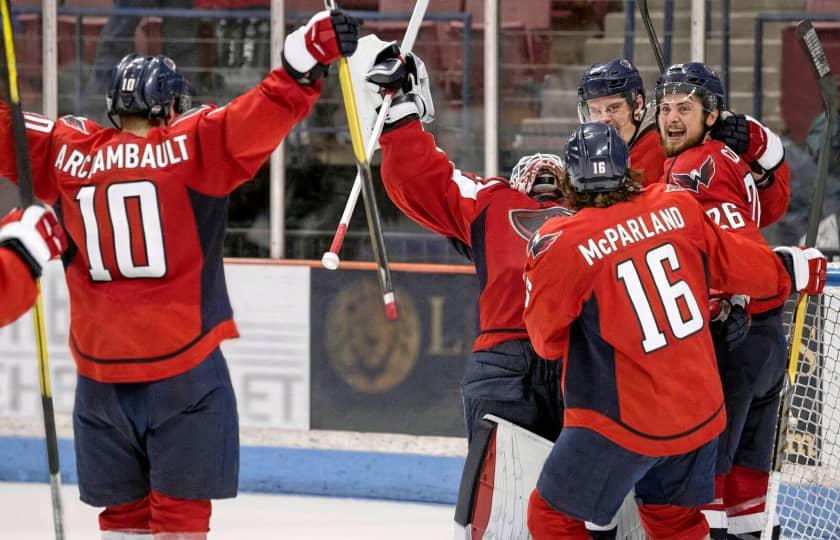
[[321, 0, 429, 271], [762, 19, 838, 540], [638, 0, 665, 73], [0, 1, 66, 538], [325, 0, 398, 320]]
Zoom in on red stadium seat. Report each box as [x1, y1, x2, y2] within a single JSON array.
[[366, 0, 461, 90], [806, 0, 840, 12]]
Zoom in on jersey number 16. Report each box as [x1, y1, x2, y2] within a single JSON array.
[[616, 243, 704, 353]]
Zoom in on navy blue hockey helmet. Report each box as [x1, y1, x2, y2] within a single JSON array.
[[106, 54, 192, 121], [564, 122, 629, 193], [654, 62, 725, 113], [578, 58, 644, 101], [578, 59, 645, 123]]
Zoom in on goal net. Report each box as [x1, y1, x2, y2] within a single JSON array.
[[768, 264, 840, 539]]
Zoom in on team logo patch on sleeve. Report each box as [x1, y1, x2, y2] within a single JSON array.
[[670, 155, 715, 193], [509, 207, 575, 242], [527, 230, 562, 260]]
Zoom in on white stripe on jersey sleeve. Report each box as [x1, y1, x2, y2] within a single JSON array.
[[451, 168, 501, 200], [23, 113, 54, 134]]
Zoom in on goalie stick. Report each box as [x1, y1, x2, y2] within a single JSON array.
[[324, 0, 398, 320], [762, 19, 838, 540], [638, 0, 665, 73], [321, 0, 430, 272], [0, 1, 66, 538]]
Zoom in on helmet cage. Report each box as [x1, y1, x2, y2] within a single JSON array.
[[509, 153, 565, 195]]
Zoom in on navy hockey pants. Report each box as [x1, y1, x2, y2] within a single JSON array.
[[714, 308, 787, 474], [461, 339, 563, 443], [74, 348, 239, 507]]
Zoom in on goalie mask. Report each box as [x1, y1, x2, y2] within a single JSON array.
[[106, 53, 193, 124], [509, 153, 565, 197]]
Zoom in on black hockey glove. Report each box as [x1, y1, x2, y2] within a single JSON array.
[[710, 295, 751, 351], [711, 112, 784, 188], [366, 51, 435, 132]]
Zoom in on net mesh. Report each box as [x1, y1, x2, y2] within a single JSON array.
[[772, 265, 840, 539]]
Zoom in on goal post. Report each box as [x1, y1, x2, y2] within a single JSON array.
[[769, 263, 840, 539]]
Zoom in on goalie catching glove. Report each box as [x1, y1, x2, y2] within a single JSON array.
[[282, 9, 361, 86], [774, 246, 828, 296], [710, 112, 784, 188], [0, 204, 67, 277], [364, 49, 435, 131]]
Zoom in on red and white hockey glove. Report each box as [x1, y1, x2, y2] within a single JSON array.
[[0, 204, 67, 277], [774, 246, 828, 296], [282, 9, 361, 86], [711, 112, 784, 187]]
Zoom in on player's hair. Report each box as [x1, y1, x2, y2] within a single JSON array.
[[558, 169, 643, 209]]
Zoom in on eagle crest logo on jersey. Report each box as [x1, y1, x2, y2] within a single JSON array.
[[527, 230, 562, 260], [669, 155, 716, 193], [509, 207, 575, 242]]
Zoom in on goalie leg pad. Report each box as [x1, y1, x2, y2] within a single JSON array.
[[454, 415, 553, 539]]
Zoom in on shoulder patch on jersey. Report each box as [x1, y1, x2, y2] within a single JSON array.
[[670, 155, 715, 193], [509, 207, 575, 242], [60, 115, 89, 134], [527, 230, 562, 260]]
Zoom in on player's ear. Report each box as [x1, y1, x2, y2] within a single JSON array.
[[633, 94, 645, 121], [705, 108, 720, 128]]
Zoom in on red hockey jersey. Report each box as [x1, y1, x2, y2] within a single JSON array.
[[629, 124, 665, 187], [662, 140, 788, 313], [0, 68, 320, 382], [0, 248, 37, 327], [523, 184, 791, 456], [380, 121, 572, 351]]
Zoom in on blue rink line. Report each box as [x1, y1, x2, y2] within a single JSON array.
[[0, 437, 463, 505]]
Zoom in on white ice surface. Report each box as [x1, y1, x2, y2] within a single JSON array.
[[0, 482, 455, 539]]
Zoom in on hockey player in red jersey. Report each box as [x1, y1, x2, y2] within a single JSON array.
[[523, 122, 826, 540], [0, 9, 359, 539], [655, 62, 800, 539], [360, 47, 567, 444], [0, 204, 67, 327], [577, 59, 665, 186]]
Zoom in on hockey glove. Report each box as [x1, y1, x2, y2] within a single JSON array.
[[0, 204, 67, 277], [366, 52, 435, 131], [774, 246, 827, 296], [710, 295, 751, 351], [711, 112, 784, 187], [282, 9, 361, 86]]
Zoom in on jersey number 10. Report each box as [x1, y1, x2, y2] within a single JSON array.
[[616, 243, 704, 353], [76, 181, 167, 281]]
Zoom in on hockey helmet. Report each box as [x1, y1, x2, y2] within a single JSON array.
[[654, 62, 725, 114], [577, 59, 645, 122], [106, 54, 192, 121], [564, 122, 629, 193], [509, 153, 565, 196]]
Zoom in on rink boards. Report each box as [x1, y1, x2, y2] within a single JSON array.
[[1, 259, 840, 533]]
